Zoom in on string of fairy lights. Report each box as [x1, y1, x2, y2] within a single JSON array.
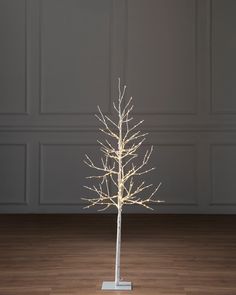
[[82, 78, 163, 211]]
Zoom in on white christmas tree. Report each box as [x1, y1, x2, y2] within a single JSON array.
[[82, 79, 162, 291]]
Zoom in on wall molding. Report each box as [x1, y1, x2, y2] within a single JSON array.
[[209, 143, 236, 205], [2, 124, 236, 132], [209, 0, 236, 115], [137, 142, 198, 206], [124, 0, 198, 115], [0, 0, 29, 115], [38, 0, 114, 115], [39, 142, 101, 205], [0, 143, 29, 205]]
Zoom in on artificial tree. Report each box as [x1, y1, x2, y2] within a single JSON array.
[[82, 79, 162, 290]]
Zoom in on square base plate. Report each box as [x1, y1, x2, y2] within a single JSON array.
[[102, 281, 132, 291]]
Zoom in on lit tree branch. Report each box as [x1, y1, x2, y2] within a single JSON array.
[[83, 78, 162, 210]]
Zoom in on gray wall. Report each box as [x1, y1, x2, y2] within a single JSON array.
[[0, 0, 236, 214]]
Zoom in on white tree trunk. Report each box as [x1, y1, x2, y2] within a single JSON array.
[[115, 103, 123, 286], [115, 208, 122, 286]]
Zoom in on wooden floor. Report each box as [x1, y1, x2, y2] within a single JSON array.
[[0, 215, 236, 295]]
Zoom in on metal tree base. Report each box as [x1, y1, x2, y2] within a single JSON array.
[[102, 281, 132, 291]]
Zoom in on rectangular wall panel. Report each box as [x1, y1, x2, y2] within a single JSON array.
[[126, 0, 197, 114], [40, 0, 112, 114], [134, 144, 197, 206], [39, 143, 101, 204], [211, 144, 236, 205], [211, 0, 236, 113], [0, 0, 27, 114], [0, 144, 27, 204]]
